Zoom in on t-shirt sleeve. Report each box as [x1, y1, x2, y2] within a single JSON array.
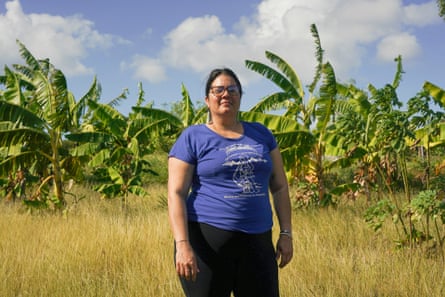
[[168, 127, 197, 165], [253, 122, 278, 152], [268, 128, 278, 151]]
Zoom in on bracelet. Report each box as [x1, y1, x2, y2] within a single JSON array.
[[279, 230, 292, 239], [175, 239, 189, 244]]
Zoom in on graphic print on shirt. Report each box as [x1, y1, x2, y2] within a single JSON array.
[[222, 143, 267, 198]]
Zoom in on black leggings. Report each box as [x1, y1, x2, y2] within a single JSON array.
[[176, 222, 279, 297]]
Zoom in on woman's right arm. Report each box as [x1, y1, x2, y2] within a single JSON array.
[[167, 156, 199, 281]]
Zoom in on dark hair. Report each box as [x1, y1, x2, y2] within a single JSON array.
[[204, 68, 243, 97]]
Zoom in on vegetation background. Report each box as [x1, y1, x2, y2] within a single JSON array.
[[1, 22, 445, 296]]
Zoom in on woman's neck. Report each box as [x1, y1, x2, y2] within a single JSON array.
[[210, 118, 239, 130], [207, 118, 243, 138]]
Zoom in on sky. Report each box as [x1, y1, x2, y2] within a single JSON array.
[[0, 0, 444, 115]]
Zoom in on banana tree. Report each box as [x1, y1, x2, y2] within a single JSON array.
[[132, 83, 208, 153], [66, 83, 203, 208], [408, 82, 445, 189], [0, 41, 94, 207], [327, 83, 375, 201], [67, 99, 152, 207], [245, 24, 345, 205], [331, 56, 426, 246]]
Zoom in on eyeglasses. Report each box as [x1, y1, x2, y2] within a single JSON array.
[[210, 85, 240, 96]]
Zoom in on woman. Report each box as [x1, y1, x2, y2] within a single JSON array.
[[168, 68, 293, 297]]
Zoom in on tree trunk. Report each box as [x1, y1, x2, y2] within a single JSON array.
[[51, 130, 65, 207]]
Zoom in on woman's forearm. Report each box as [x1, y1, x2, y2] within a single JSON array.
[[167, 157, 194, 242], [168, 193, 189, 242], [272, 186, 292, 232]]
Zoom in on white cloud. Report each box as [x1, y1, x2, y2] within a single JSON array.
[[154, 0, 439, 85], [122, 55, 166, 83], [161, 15, 232, 71], [1, 0, 440, 90], [403, 1, 442, 26], [377, 33, 421, 62], [0, 0, 124, 76]]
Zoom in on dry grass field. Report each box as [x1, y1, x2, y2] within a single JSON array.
[[1, 184, 444, 297]]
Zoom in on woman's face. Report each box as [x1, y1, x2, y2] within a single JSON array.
[[205, 74, 241, 119]]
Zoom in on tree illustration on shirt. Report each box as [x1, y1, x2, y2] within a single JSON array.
[[222, 144, 266, 196]]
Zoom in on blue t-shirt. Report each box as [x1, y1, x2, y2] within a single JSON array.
[[169, 121, 277, 234]]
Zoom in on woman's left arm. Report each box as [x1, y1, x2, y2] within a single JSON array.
[[269, 147, 293, 268]]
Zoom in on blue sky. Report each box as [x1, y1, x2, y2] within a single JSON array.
[[1, 0, 444, 115]]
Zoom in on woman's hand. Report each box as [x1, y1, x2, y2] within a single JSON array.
[[175, 241, 199, 281], [275, 235, 293, 268]]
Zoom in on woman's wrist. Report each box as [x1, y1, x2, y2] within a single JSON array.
[[279, 229, 292, 239], [175, 239, 189, 244]]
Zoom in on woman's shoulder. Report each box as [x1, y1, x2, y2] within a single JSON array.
[[170, 124, 209, 157], [181, 124, 208, 134], [242, 121, 276, 148], [242, 121, 271, 133]]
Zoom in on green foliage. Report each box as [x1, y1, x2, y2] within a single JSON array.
[[413, 190, 444, 219], [438, 0, 445, 19], [365, 191, 445, 251], [293, 181, 316, 208], [364, 199, 396, 232], [245, 24, 360, 206], [67, 99, 158, 207], [0, 40, 98, 209], [1, 27, 445, 259]]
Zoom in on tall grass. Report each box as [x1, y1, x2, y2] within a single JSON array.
[[1, 185, 444, 297]]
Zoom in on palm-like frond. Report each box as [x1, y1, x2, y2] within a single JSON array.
[[59, 154, 86, 181], [88, 100, 127, 137], [431, 122, 445, 146], [0, 126, 49, 148], [16, 40, 41, 73], [240, 111, 302, 132], [135, 82, 145, 107], [280, 145, 312, 179], [265, 51, 304, 98], [69, 142, 102, 157], [180, 83, 195, 127], [89, 148, 111, 167], [13, 43, 73, 132], [2, 66, 27, 105], [274, 130, 315, 151], [392, 55, 404, 89], [0, 150, 45, 176], [48, 68, 72, 129], [316, 62, 337, 131], [193, 106, 208, 124], [439, 0, 445, 18], [341, 84, 372, 117], [423, 81, 445, 108], [333, 85, 356, 116], [129, 118, 174, 142], [0, 101, 45, 128], [308, 24, 324, 93], [249, 92, 292, 113], [66, 131, 115, 144], [245, 59, 299, 96], [107, 88, 129, 108], [132, 106, 183, 128], [75, 77, 101, 125]]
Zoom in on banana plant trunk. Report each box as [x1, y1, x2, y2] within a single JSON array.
[[315, 144, 326, 204], [50, 130, 65, 206]]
